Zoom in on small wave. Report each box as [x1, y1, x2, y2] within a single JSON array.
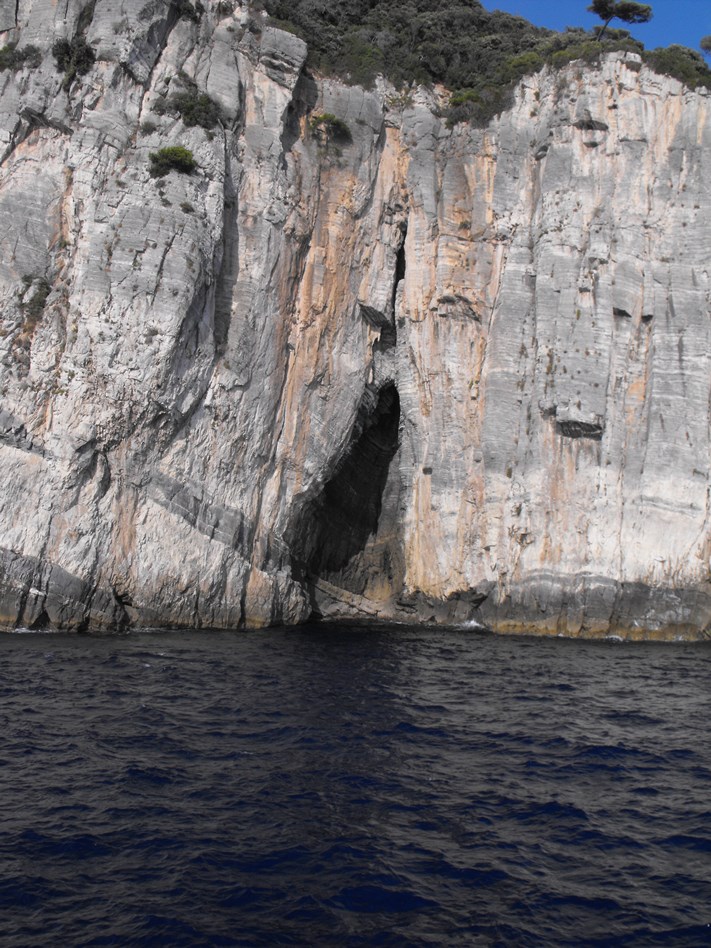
[[329, 884, 438, 914], [545, 893, 623, 913], [525, 800, 589, 821], [0, 876, 66, 909], [19, 829, 112, 860], [655, 834, 711, 853], [574, 743, 650, 762], [458, 619, 492, 633], [4, 626, 56, 635], [125, 766, 176, 785]]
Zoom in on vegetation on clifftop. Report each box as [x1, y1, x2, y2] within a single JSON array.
[[261, 0, 711, 125]]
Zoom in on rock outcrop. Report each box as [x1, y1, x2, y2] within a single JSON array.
[[1, 1, 710, 639]]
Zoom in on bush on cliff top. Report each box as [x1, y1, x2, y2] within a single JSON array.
[[265, 0, 552, 91], [261, 0, 711, 123], [643, 45, 711, 89]]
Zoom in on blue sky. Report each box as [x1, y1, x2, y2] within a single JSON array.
[[480, 0, 711, 54]]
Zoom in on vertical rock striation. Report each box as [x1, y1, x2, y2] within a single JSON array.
[[1, 3, 710, 638]]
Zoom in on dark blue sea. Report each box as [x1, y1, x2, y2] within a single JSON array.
[[1, 625, 710, 946]]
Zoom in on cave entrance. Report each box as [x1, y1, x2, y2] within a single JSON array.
[[290, 383, 403, 612]]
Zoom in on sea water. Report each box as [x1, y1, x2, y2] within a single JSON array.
[[1, 625, 709, 945]]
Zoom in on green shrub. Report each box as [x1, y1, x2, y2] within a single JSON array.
[[339, 31, 384, 88], [140, 119, 157, 134], [265, 16, 306, 39], [20, 279, 51, 320], [502, 51, 545, 82], [0, 43, 42, 71], [149, 146, 197, 177], [446, 85, 515, 127], [171, 88, 222, 128], [548, 35, 642, 70], [448, 89, 479, 108], [172, 0, 203, 22], [310, 112, 352, 142], [151, 74, 223, 128], [52, 36, 96, 89]]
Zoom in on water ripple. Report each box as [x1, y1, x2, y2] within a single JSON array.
[[0, 626, 709, 944]]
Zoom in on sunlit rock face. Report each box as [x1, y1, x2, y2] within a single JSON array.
[[1, 2, 710, 638]]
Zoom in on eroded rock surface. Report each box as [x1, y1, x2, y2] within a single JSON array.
[[1, 2, 710, 638]]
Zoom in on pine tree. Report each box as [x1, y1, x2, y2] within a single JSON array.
[[588, 1, 653, 41]]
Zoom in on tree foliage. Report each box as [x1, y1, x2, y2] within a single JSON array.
[[643, 44, 711, 89], [261, 0, 709, 125], [263, 0, 555, 90]]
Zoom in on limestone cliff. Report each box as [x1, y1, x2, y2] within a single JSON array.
[[1, 1, 710, 639]]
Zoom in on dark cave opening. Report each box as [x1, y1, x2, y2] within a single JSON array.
[[377, 225, 408, 352], [392, 228, 407, 306], [290, 383, 401, 595]]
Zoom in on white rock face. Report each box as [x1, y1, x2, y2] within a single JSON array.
[[1, 3, 710, 638]]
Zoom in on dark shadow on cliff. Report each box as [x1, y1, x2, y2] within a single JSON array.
[[289, 383, 401, 611], [281, 72, 318, 155]]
